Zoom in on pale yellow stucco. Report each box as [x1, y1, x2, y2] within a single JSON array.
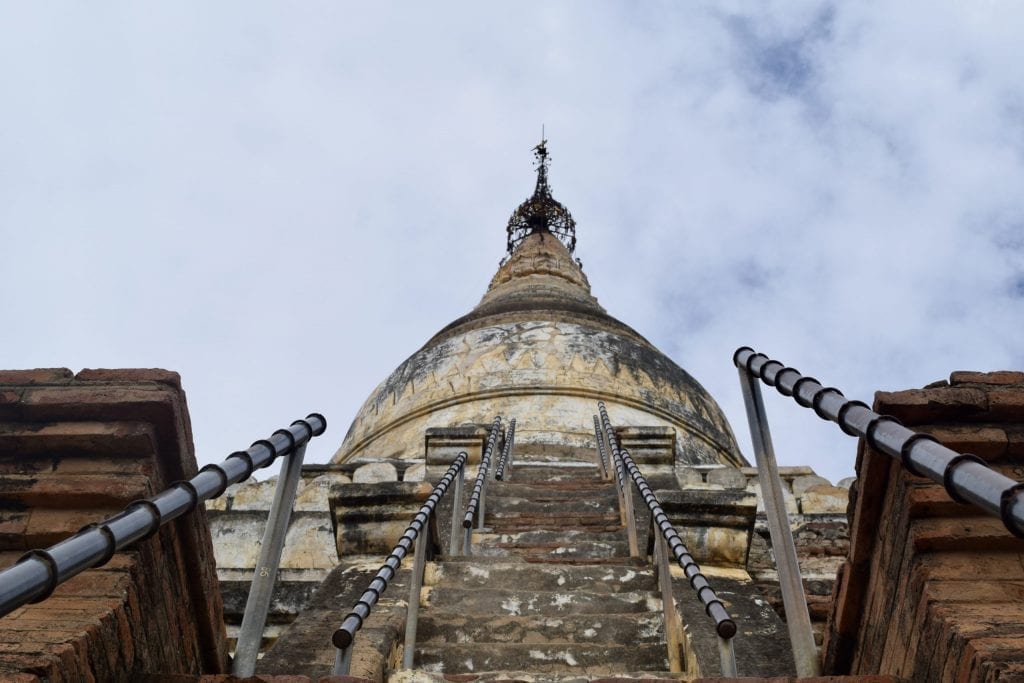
[[334, 231, 745, 468]]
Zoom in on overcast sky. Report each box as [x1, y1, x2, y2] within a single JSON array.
[[2, 3, 1022, 485]]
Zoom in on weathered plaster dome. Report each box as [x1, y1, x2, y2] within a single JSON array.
[[334, 229, 744, 468]]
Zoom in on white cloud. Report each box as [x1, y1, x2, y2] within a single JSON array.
[[0, 3, 1021, 486]]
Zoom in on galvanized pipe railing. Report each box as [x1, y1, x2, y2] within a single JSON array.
[[332, 451, 469, 675], [0, 413, 327, 620], [494, 418, 517, 481], [734, 346, 1024, 536], [733, 346, 818, 677], [592, 415, 610, 480], [598, 402, 737, 675], [462, 416, 502, 554], [233, 435, 310, 675], [597, 404, 640, 557]]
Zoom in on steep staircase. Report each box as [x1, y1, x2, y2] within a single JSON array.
[[395, 461, 683, 681]]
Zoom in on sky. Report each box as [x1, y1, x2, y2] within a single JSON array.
[[2, 3, 1022, 486]]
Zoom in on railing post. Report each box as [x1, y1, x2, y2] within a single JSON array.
[[478, 486, 487, 531], [449, 459, 465, 555], [598, 404, 639, 557], [402, 522, 430, 669], [232, 441, 308, 676], [334, 645, 352, 676], [654, 528, 683, 673], [592, 415, 610, 480], [462, 417, 502, 557], [332, 452, 467, 675], [737, 366, 820, 677], [718, 635, 737, 677]]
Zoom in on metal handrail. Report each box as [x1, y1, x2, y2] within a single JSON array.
[[0, 413, 326, 620], [461, 416, 502, 554], [734, 346, 1024, 536], [597, 402, 737, 676], [733, 347, 818, 676], [332, 451, 468, 675], [592, 415, 610, 480], [596, 405, 639, 556], [494, 418, 517, 481]]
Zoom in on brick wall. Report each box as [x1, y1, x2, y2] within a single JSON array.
[[0, 369, 229, 680], [824, 371, 1024, 682]]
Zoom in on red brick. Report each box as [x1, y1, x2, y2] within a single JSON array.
[[0, 511, 29, 550], [24, 508, 122, 547], [0, 370, 73, 385], [916, 425, 1008, 460], [910, 516, 1022, 552], [53, 568, 133, 598], [988, 389, 1024, 421], [75, 368, 182, 390], [0, 472, 153, 508], [0, 420, 157, 458], [874, 387, 989, 424], [951, 370, 1024, 386]]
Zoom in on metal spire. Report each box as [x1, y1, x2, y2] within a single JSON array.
[[505, 136, 578, 258]]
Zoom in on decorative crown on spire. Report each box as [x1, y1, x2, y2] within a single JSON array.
[[505, 137, 578, 258]]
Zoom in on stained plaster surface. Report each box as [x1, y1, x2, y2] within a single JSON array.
[[335, 232, 743, 468]]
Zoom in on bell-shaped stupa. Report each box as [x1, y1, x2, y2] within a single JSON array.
[[334, 141, 744, 468]]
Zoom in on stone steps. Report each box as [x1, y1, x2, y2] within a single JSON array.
[[415, 612, 665, 645], [394, 459, 673, 680], [390, 670, 687, 682], [488, 481, 611, 497], [475, 529, 628, 547], [486, 497, 619, 514], [425, 561, 654, 593], [422, 587, 659, 616], [413, 643, 670, 675]]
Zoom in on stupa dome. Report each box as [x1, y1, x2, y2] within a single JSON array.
[[334, 144, 744, 467]]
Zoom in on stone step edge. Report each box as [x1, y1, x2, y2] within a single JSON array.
[[387, 671, 688, 683]]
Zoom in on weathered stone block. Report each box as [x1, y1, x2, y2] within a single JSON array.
[[792, 474, 831, 497], [706, 465, 747, 490], [294, 472, 351, 511], [403, 463, 426, 482], [801, 485, 849, 514], [353, 462, 398, 484], [676, 466, 703, 488]]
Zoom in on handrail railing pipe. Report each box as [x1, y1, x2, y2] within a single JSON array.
[[653, 528, 683, 673], [597, 403, 640, 557], [733, 347, 819, 677], [734, 346, 1024, 537], [462, 416, 502, 555], [233, 436, 310, 675], [592, 415, 610, 480], [610, 434, 738, 675], [333, 451, 469, 675], [448, 458, 466, 556], [0, 413, 327, 620], [494, 418, 517, 481]]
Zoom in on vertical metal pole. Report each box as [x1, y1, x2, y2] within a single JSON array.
[[619, 450, 640, 558], [232, 443, 307, 676], [334, 645, 352, 676], [718, 636, 737, 677], [655, 531, 683, 673], [449, 462, 465, 555], [738, 368, 820, 677], [463, 524, 472, 556], [478, 486, 486, 531], [402, 526, 429, 669], [593, 416, 609, 480]]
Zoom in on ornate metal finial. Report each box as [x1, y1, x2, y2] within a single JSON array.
[[505, 136, 577, 258]]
